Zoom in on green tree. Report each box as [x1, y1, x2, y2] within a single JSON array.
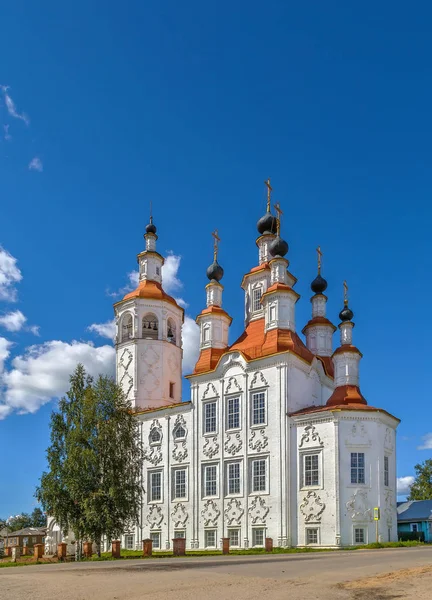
[[36, 364, 144, 558], [30, 507, 46, 528], [6, 513, 32, 531], [407, 459, 432, 500]]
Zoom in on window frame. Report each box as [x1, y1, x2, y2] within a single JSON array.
[[174, 530, 186, 539], [150, 531, 161, 549], [226, 460, 242, 496], [148, 469, 163, 503], [228, 528, 240, 548], [252, 527, 265, 547], [252, 286, 263, 313], [354, 527, 366, 545], [250, 457, 268, 494], [169, 382, 175, 399], [172, 467, 188, 501], [173, 424, 186, 441], [203, 401, 217, 435], [203, 463, 219, 498], [251, 391, 266, 427], [226, 396, 241, 431], [350, 452, 366, 485], [305, 527, 319, 545], [149, 428, 162, 446], [384, 455, 389, 487], [204, 529, 217, 548], [124, 534, 134, 550], [301, 452, 321, 489]]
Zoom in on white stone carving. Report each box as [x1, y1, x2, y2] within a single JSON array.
[[172, 441, 188, 462], [119, 348, 133, 371], [202, 382, 218, 399], [225, 432, 242, 455], [147, 505, 164, 529], [384, 489, 395, 527], [299, 424, 324, 448], [300, 491, 326, 523], [225, 376, 242, 395], [248, 496, 269, 524], [203, 436, 219, 459], [171, 503, 189, 528], [149, 419, 162, 445], [346, 490, 372, 522], [173, 414, 188, 439], [120, 371, 133, 397], [143, 446, 163, 466], [345, 421, 371, 447], [248, 429, 268, 452], [250, 371, 268, 389], [201, 499, 220, 526], [384, 428, 394, 453], [224, 498, 244, 525]]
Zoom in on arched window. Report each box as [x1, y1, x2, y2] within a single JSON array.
[[142, 313, 158, 340], [150, 428, 161, 444], [167, 318, 176, 344], [174, 425, 186, 440], [121, 313, 133, 342]]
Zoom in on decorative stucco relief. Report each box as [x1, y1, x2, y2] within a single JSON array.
[[149, 419, 162, 444], [225, 432, 242, 455], [120, 348, 133, 371], [224, 498, 244, 525], [248, 496, 269, 524], [384, 490, 395, 527], [345, 421, 371, 447], [384, 428, 394, 453], [171, 503, 189, 528], [250, 371, 268, 389], [202, 382, 218, 399], [300, 491, 326, 523], [299, 424, 324, 449], [173, 414, 188, 439], [248, 429, 268, 452], [225, 376, 242, 394], [143, 446, 163, 466], [172, 441, 188, 462], [147, 505, 164, 529], [346, 490, 372, 522], [201, 500, 220, 526], [203, 436, 219, 459]]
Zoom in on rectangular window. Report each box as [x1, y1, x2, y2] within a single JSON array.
[[227, 462, 241, 495], [252, 459, 266, 492], [384, 455, 389, 487], [150, 532, 161, 549], [252, 288, 262, 312], [204, 402, 217, 434], [354, 528, 365, 544], [169, 382, 175, 399], [252, 392, 266, 425], [306, 528, 318, 544], [351, 452, 365, 484], [205, 529, 217, 548], [32, 537, 37, 544], [303, 454, 319, 487], [227, 397, 240, 430], [174, 468, 187, 499], [204, 465, 218, 497], [411, 523, 418, 533], [252, 528, 265, 547], [150, 470, 162, 502], [125, 534, 134, 550], [228, 528, 240, 547], [174, 530, 185, 539]]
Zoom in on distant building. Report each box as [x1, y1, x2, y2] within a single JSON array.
[[397, 500, 432, 542], [3, 527, 46, 549]]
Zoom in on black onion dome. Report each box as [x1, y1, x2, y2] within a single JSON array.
[[257, 211, 278, 235], [269, 235, 289, 257], [206, 260, 224, 282], [339, 305, 354, 322], [311, 274, 328, 294], [145, 218, 157, 234]]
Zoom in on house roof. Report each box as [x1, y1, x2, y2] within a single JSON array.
[[397, 500, 432, 522], [3, 527, 46, 537]]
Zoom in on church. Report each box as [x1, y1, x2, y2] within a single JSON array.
[[111, 180, 400, 551]]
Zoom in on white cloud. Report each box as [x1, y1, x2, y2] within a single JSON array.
[[163, 254, 182, 294], [0, 246, 22, 302], [0, 336, 12, 374], [397, 476, 415, 495], [0, 340, 115, 418], [28, 157, 43, 172], [0, 310, 26, 332], [3, 124, 11, 140], [88, 319, 116, 340], [1, 85, 29, 125], [182, 315, 200, 374], [418, 433, 432, 450], [28, 325, 40, 336]]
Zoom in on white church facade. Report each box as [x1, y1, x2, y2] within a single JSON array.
[[111, 183, 400, 551]]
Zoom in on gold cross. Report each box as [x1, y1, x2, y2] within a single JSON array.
[[273, 202, 283, 235], [264, 178, 272, 211], [211, 229, 220, 261], [343, 280, 348, 305], [316, 246, 323, 274]]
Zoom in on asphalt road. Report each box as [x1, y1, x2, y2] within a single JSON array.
[[1, 547, 432, 600]]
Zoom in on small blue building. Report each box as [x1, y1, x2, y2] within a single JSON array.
[[397, 500, 432, 542]]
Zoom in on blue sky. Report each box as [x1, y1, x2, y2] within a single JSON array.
[[1, 1, 431, 516]]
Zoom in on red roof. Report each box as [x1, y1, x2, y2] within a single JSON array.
[[302, 316, 337, 334], [116, 280, 184, 314], [289, 401, 399, 421]]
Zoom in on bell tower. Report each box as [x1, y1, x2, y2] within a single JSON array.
[[114, 214, 184, 410]]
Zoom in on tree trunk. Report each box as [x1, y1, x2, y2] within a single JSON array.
[[96, 538, 101, 558]]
